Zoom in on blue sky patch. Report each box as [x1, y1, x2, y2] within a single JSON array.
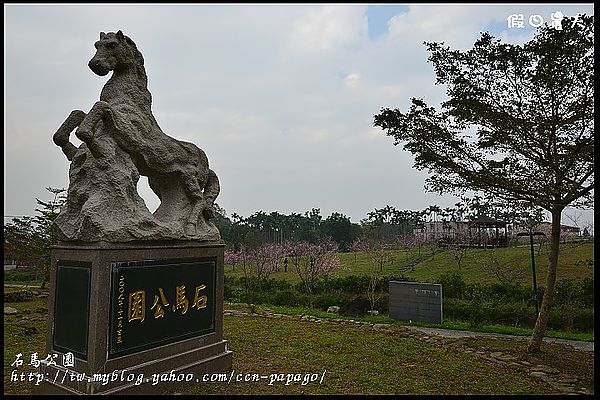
[[366, 4, 409, 40]]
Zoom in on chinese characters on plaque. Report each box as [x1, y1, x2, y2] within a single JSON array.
[[109, 259, 216, 358]]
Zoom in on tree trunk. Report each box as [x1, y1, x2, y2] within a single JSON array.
[[527, 208, 562, 353], [41, 265, 50, 290]]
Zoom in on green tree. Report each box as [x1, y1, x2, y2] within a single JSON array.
[[4, 216, 41, 267], [303, 208, 323, 243], [321, 212, 361, 251], [373, 16, 593, 353], [35, 187, 67, 288], [362, 205, 421, 242], [212, 203, 232, 245], [352, 238, 394, 311]]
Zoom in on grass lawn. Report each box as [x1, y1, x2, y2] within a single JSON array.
[[4, 293, 48, 395], [225, 249, 407, 284], [405, 242, 594, 285], [246, 303, 594, 342], [4, 292, 593, 395], [224, 242, 594, 286], [167, 313, 591, 395]]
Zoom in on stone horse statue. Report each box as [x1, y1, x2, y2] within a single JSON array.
[[53, 30, 220, 241]]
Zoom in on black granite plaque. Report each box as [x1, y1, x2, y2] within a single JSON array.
[[108, 258, 216, 358], [53, 262, 91, 360], [389, 281, 443, 324]]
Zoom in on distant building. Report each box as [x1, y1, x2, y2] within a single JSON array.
[[510, 222, 582, 241], [418, 217, 509, 248], [415, 218, 584, 247]]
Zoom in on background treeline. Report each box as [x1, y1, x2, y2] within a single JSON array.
[[5, 188, 592, 269], [213, 197, 592, 252]]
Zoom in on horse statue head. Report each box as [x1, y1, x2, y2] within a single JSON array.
[[89, 30, 151, 113], [88, 30, 146, 80]]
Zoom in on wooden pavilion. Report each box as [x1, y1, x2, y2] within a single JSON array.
[[468, 216, 509, 248]]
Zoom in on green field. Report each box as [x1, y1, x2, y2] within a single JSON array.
[[4, 290, 48, 395], [173, 315, 559, 395], [251, 303, 594, 342], [405, 242, 594, 285], [225, 242, 594, 286], [3, 242, 594, 394], [4, 294, 594, 395]]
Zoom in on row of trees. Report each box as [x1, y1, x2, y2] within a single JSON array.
[[213, 198, 591, 252], [3, 187, 66, 288], [214, 207, 361, 252], [5, 191, 587, 285]]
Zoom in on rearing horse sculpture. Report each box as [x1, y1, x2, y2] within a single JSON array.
[[69, 30, 219, 239]]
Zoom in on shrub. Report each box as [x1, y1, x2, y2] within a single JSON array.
[[485, 302, 537, 327], [266, 289, 305, 307], [4, 268, 42, 282], [486, 282, 528, 303], [547, 305, 595, 332], [313, 293, 345, 310], [554, 278, 594, 308], [374, 294, 390, 313], [570, 308, 594, 331], [4, 290, 35, 302], [436, 272, 467, 299], [579, 277, 594, 308], [267, 278, 293, 291], [443, 298, 472, 321]]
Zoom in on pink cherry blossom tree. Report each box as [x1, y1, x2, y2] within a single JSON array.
[[352, 238, 395, 311], [226, 243, 287, 291], [285, 238, 341, 307]]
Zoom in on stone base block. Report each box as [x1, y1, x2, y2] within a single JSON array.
[[36, 241, 232, 395]]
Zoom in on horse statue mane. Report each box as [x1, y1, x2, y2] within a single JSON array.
[[90, 31, 152, 113], [52, 30, 221, 242]]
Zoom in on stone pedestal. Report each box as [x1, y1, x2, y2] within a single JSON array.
[[37, 241, 232, 394]]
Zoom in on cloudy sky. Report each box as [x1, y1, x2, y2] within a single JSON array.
[[4, 3, 594, 228]]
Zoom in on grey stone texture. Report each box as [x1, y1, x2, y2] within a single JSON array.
[[4, 307, 18, 315], [53, 31, 220, 242], [389, 281, 443, 324]]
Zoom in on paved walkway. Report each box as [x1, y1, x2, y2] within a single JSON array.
[[404, 326, 594, 352], [223, 307, 594, 353]]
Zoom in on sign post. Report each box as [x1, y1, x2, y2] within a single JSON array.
[[517, 230, 545, 317]]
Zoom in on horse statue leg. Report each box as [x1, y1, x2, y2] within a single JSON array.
[[180, 167, 220, 237], [181, 170, 205, 237], [75, 100, 111, 158], [53, 110, 87, 160]]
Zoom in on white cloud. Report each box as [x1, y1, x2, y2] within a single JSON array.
[[289, 5, 368, 53], [387, 4, 502, 49], [496, 28, 537, 45], [157, 108, 275, 146], [4, 3, 595, 226], [344, 72, 361, 88]]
